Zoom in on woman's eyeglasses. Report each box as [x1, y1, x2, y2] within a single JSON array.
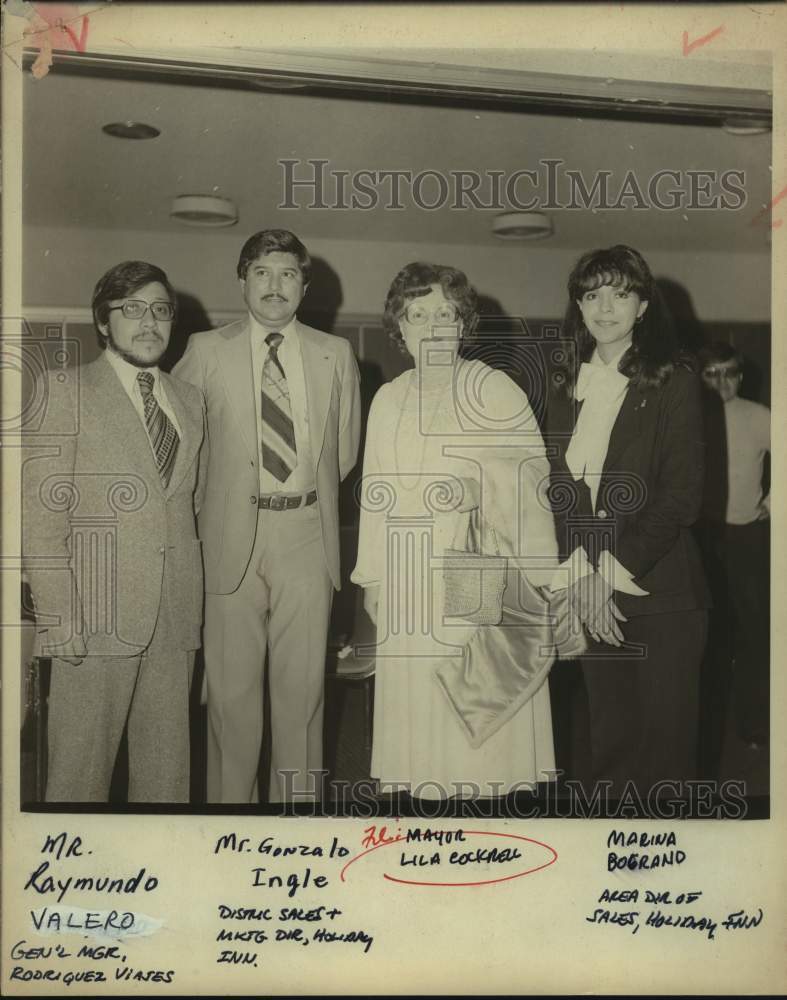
[[107, 300, 175, 321], [402, 302, 459, 326]]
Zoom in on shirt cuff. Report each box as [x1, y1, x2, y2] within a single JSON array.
[[598, 549, 649, 596], [548, 545, 594, 592]]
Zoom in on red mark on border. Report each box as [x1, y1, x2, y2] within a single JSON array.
[[682, 25, 725, 56], [33, 3, 90, 52], [341, 829, 557, 887], [23, 4, 90, 79], [61, 16, 90, 53], [750, 186, 787, 230]]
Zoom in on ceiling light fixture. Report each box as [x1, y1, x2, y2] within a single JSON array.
[[102, 121, 161, 140], [492, 211, 553, 241], [721, 116, 771, 136], [170, 195, 238, 227]]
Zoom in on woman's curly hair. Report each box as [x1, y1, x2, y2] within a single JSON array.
[[382, 262, 479, 354]]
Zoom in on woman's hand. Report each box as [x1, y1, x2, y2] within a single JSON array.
[[363, 585, 381, 626], [53, 634, 88, 666], [568, 571, 626, 646], [453, 476, 480, 512], [587, 597, 627, 647]]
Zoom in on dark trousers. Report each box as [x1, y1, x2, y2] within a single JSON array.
[[723, 520, 770, 743], [581, 609, 707, 796]]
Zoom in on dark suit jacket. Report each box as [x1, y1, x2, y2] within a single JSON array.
[[22, 354, 207, 656], [547, 366, 710, 618]]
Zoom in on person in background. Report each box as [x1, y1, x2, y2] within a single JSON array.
[[547, 245, 710, 796], [174, 229, 361, 803], [698, 341, 770, 750], [22, 261, 206, 802]]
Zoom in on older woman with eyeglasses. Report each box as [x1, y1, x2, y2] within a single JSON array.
[[351, 262, 561, 801]]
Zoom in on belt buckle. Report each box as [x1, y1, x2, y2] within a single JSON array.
[[271, 494, 287, 511]]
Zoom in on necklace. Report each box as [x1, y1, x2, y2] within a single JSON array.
[[393, 366, 457, 492]]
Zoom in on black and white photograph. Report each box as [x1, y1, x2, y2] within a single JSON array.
[[2, 3, 785, 995]]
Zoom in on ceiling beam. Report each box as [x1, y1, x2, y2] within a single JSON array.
[[22, 48, 772, 126]]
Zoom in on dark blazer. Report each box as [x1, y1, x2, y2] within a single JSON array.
[[547, 365, 710, 618], [22, 355, 207, 656]]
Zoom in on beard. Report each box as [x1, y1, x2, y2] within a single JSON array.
[[106, 329, 166, 368]]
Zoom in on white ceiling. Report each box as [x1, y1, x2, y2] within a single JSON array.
[[23, 67, 772, 252]]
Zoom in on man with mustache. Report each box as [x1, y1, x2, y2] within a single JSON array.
[[22, 261, 207, 802], [174, 230, 361, 803]]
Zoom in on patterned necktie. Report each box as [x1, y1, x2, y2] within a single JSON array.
[[261, 332, 297, 483], [136, 370, 179, 488]]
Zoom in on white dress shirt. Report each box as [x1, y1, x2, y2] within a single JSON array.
[[551, 343, 647, 597], [723, 396, 770, 524], [565, 343, 631, 513], [249, 315, 316, 495], [105, 348, 182, 451]]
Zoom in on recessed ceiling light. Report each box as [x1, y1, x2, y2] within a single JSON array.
[[170, 195, 238, 227], [492, 211, 553, 241], [102, 121, 161, 140]]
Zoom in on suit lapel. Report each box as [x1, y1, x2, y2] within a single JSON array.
[[86, 356, 164, 492], [297, 321, 336, 462], [603, 383, 645, 473], [160, 372, 200, 495], [216, 319, 258, 463]]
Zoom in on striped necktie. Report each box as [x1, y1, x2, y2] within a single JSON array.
[[261, 332, 297, 483], [136, 370, 179, 488]]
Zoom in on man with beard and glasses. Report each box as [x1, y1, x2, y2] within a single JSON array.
[[22, 260, 207, 802]]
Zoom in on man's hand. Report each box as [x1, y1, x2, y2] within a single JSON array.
[[51, 634, 88, 666], [363, 586, 380, 627]]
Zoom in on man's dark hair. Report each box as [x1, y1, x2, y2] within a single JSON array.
[[698, 340, 743, 373], [91, 260, 175, 345], [236, 229, 312, 284]]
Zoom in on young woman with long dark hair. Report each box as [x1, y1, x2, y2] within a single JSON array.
[[548, 245, 710, 796]]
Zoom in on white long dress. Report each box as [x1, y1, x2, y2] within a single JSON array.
[[351, 359, 559, 797]]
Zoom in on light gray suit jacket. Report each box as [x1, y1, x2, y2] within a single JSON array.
[[22, 354, 207, 657], [173, 317, 361, 593]]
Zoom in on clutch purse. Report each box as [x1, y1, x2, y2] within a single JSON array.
[[442, 508, 507, 626], [538, 584, 588, 660]]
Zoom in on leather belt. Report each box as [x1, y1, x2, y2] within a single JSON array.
[[258, 490, 317, 511]]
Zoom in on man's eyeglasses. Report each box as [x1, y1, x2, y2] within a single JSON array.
[[107, 300, 175, 321], [402, 302, 460, 326], [702, 366, 741, 380]]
